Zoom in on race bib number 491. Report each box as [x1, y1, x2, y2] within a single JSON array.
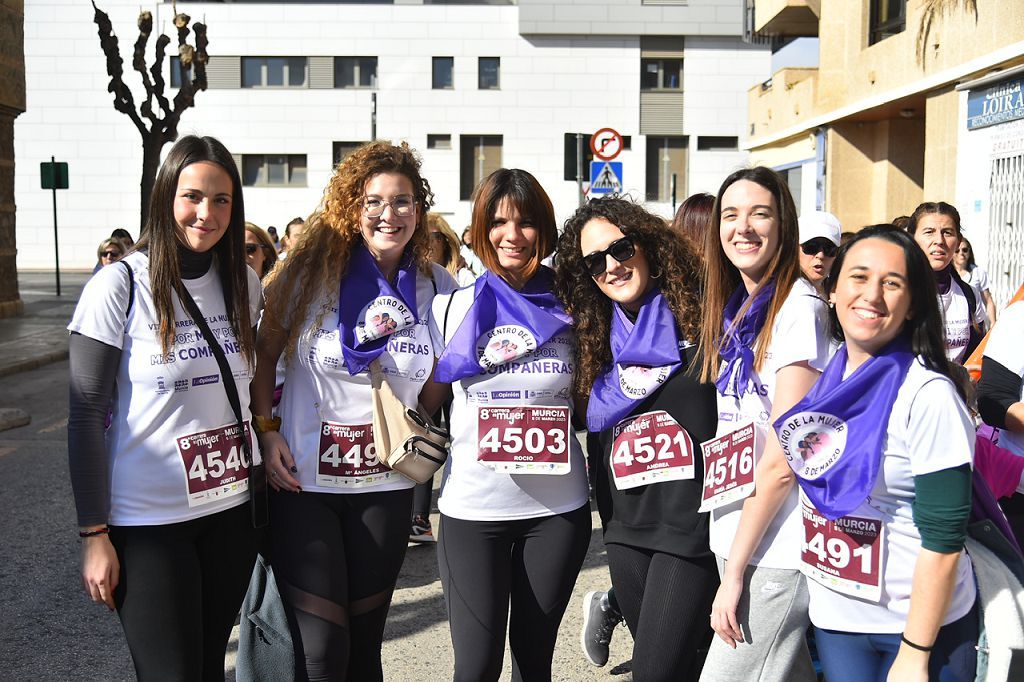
[[477, 406, 571, 475], [177, 422, 252, 508], [610, 411, 695, 490], [698, 422, 756, 512], [801, 502, 884, 602], [317, 421, 397, 489]]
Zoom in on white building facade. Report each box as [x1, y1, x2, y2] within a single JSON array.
[[16, 0, 768, 270]]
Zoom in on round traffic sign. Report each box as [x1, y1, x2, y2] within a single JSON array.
[[590, 128, 623, 161]]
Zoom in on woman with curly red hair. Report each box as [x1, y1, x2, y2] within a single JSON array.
[[555, 196, 719, 679], [250, 141, 456, 680]]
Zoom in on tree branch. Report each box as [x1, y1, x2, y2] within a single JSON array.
[[92, 1, 147, 137], [150, 34, 172, 118], [132, 11, 159, 126]]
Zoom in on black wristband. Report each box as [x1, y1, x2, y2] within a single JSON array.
[[900, 634, 933, 652]]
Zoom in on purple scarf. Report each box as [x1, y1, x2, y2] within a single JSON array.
[[773, 337, 915, 520], [587, 289, 683, 432], [935, 266, 953, 295], [337, 243, 419, 375], [716, 281, 776, 398], [434, 267, 569, 383]]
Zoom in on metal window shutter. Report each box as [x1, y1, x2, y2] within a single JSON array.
[[640, 37, 684, 59], [206, 56, 241, 89], [309, 56, 333, 89], [640, 91, 685, 135]]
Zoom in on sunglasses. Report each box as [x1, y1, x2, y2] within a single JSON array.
[[101, 251, 122, 259], [245, 244, 265, 255], [583, 235, 636, 277], [800, 238, 837, 258]]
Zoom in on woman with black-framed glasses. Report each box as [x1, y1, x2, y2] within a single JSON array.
[[556, 196, 719, 680]]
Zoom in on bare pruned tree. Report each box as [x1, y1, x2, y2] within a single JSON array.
[[92, 2, 209, 226]]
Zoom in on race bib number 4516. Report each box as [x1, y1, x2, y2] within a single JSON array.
[[177, 422, 252, 508], [610, 411, 695, 490], [477, 406, 571, 475], [698, 422, 756, 512]]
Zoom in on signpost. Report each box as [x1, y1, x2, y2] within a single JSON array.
[[40, 158, 69, 296], [590, 128, 624, 161], [589, 161, 623, 195]]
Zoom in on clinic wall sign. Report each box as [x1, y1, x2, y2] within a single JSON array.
[[967, 76, 1024, 131]]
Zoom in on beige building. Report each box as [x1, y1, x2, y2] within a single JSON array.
[[746, 0, 1024, 305]]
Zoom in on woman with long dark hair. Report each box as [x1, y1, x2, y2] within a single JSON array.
[[68, 135, 261, 679], [251, 141, 455, 680], [430, 168, 591, 681], [698, 167, 829, 681], [773, 225, 977, 680], [556, 196, 718, 679]]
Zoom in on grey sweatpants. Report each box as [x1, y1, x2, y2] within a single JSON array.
[[699, 562, 816, 682]]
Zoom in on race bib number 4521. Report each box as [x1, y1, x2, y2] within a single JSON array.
[[610, 411, 695, 491], [177, 422, 252, 508], [317, 421, 397, 489], [477, 406, 571, 475], [801, 502, 885, 602], [698, 422, 756, 512]]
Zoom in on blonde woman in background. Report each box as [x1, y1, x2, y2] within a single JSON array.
[[243, 222, 279, 280], [427, 213, 476, 287]]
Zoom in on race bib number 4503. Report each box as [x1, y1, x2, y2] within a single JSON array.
[[610, 411, 695, 490], [698, 422, 756, 512], [317, 421, 397, 489], [177, 422, 252, 508], [477, 405, 571, 475], [801, 502, 885, 602]]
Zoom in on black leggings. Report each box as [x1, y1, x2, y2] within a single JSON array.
[[269, 487, 413, 682], [605, 543, 719, 682], [109, 502, 258, 682], [438, 505, 592, 682]]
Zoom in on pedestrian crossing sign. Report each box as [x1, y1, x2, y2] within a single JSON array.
[[589, 161, 623, 195]]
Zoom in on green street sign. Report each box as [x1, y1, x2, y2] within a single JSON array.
[[41, 161, 69, 190]]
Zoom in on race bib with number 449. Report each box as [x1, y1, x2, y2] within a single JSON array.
[[698, 422, 756, 512], [610, 410, 695, 490], [317, 421, 398, 489], [477, 405, 571, 475], [177, 422, 252, 508]]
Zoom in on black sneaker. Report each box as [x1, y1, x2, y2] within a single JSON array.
[[581, 590, 622, 667], [409, 515, 435, 543]]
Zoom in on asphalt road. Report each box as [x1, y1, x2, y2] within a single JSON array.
[[0, 360, 635, 681]]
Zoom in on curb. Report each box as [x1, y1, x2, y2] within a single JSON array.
[[0, 350, 69, 379]]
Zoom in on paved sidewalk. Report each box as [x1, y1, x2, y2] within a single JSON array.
[[0, 271, 88, 379]]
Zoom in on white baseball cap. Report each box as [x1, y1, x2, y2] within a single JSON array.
[[798, 211, 842, 247]]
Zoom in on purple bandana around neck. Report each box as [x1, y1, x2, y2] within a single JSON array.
[[715, 281, 776, 398], [772, 336, 915, 520], [337, 242, 419, 375], [935, 266, 953, 295], [434, 267, 570, 383], [587, 289, 683, 432]]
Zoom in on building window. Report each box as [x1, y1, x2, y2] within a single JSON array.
[[645, 136, 687, 202], [460, 135, 502, 200], [169, 56, 191, 88], [563, 133, 631, 181], [242, 154, 308, 187], [697, 136, 739, 151], [869, 0, 906, 45], [641, 58, 682, 90], [433, 57, 454, 90], [427, 134, 452, 150], [335, 57, 377, 89], [778, 165, 803, 211], [333, 141, 367, 167], [241, 57, 308, 88], [478, 57, 500, 90]]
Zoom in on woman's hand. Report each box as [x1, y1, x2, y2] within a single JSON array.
[[81, 534, 119, 610], [710, 569, 745, 648], [259, 430, 301, 493], [886, 645, 929, 682]]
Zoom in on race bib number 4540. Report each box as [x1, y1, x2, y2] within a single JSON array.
[[610, 411, 695, 490], [698, 423, 756, 512], [177, 422, 252, 508], [477, 406, 571, 475]]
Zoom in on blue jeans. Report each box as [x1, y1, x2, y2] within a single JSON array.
[[814, 601, 978, 682]]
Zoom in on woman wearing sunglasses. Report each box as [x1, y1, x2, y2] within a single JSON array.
[[251, 141, 456, 680], [93, 237, 126, 273], [698, 167, 830, 682], [430, 168, 590, 681], [797, 211, 842, 297], [244, 222, 278, 280], [556, 196, 718, 680], [953, 236, 997, 326]]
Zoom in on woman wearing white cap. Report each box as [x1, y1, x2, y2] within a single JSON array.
[[797, 211, 841, 297]]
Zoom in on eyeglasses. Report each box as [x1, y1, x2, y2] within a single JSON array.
[[800, 238, 838, 258], [956, 247, 971, 255], [245, 244, 265, 255], [363, 195, 416, 218], [583, 235, 636, 277], [101, 251, 122, 260]]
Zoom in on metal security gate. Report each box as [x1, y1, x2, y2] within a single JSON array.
[[988, 151, 1024, 309]]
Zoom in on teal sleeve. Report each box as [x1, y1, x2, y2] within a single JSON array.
[[912, 464, 972, 554]]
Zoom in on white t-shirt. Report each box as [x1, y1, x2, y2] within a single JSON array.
[[940, 279, 986, 363], [807, 359, 976, 632], [710, 277, 831, 569], [277, 263, 456, 494], [983, 300, 1024, 458], [68, 252, 263, 526], [430, 286, 590, 521], [963, 265, 990, 294]]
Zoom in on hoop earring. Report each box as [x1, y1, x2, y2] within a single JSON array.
[[650, 269, 663, 279]]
